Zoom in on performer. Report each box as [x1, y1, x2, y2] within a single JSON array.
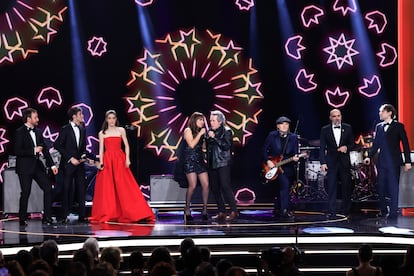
[[182, 112, 209, 222], [90, 110, 155, 223], [364, 104, 412, 219], [263, 116, 299, 219], [54, 107, 97, 223], [14, 108, 58, 226], [319, 109, 354, 219], [206, 110, 238, 221]]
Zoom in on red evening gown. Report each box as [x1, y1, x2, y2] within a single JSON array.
[[90, 136, 155, 223]]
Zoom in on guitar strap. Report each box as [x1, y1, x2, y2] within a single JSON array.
[[280, 132, 290, 161]]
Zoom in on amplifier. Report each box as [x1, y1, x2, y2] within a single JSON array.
[[150, 174, 186, 204]]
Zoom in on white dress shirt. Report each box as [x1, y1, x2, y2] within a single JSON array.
[[332, 124, 341, 147]]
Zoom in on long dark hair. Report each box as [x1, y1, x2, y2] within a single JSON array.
[[101, 110, 119, 134], [187, 112, 204, 137]]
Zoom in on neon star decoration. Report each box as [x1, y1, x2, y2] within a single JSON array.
[[37, 87, 63, 109], [323, 33, 359, 70], [87, 37, 108, 57], [301, 5, 325, 28], [3, 97, 29, 121], [126, 28, 263, 160], [332, 0, 357, 16], [365, 11, 387, 34], [285, 35, 306, 60], [376, 43, 397, 68], [358, 75, 381, 98], [325, 87, 350, 108], [0, 0, 67, 65], [0, 129, 10, 154], [235, 0, 255, 11]]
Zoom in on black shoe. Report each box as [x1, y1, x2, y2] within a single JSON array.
[[58, 218, 69, 224], [78, 217, 88, 223], [0, 213, 8, 219], [42, 217, 54, 225], [281, 209, 294, 220], [376, 211, 387, 218], [19, 219, 28, 226]]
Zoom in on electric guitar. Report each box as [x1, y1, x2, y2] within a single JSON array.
[[262, 152, 307, 182]]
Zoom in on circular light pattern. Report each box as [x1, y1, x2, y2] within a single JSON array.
[[0, 0, 67, 65], [125, 28, 263, 161]]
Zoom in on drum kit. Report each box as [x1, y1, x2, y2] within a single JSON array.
[[291, 134, 378, 201]]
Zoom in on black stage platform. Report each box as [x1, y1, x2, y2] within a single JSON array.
[[1, 202, 413, 275]]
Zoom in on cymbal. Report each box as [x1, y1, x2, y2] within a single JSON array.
[[300, 146, 319, 150], [309, 139, 320, 146]]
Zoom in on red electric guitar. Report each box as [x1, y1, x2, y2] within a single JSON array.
[[262, 152, 307, 183]]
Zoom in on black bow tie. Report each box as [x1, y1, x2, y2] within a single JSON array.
[[384, 122, 390, 126], [27, 127, 34, 132], [333, 126, 341, 129]]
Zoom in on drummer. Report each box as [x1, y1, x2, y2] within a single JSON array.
[[319, 109, 355, 219]]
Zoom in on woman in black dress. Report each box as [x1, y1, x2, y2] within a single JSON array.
[[182, 112, 209, 222]]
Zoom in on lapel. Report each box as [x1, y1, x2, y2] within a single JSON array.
[[338, 125, 345, 145], [328, 126, 336, 145]]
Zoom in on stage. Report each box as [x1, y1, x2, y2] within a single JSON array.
[[1, 203, 413, 275]]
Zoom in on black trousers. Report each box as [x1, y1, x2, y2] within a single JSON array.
[[326, 162, 352, 214], [60, 163, 86, 219], [208, 165, 237, 213], [17, 163, 52, 220]]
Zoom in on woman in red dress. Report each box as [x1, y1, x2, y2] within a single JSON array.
[[91, 110, 155, 223]]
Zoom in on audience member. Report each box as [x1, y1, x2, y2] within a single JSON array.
[[30, 245, 42, 261], [73, 248, 94, 275], [100, 247, 122, 272], [6, 260, 25, 276], [176, 238, 195, 271], [40, 239, 61, 276], [195, 261, 217, 276], [200, 247, 211, 262], [147, 247, 175, 275], [178, 246, 203, 276], [28, 259, 53, 276], [398, 244, 414, 275], [216, 259, 233, 276], [346, 244, 383, 276], [91, 262, 116, 276], [225, 266, 248, 276], [16, 249, 33, 275], [83, 237, 100, 265], [150, 261, 177, 276], [67, 261, 87, 276], [129, 250, 145, 276]]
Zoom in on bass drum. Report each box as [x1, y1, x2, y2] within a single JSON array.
[[349, 150, 363, 166], [305, 161, 321, 181]]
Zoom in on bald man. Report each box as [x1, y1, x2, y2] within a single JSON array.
[[319, 109, 355, 219]]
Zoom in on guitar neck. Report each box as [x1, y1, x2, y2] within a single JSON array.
[[275, 153, 305, 167]]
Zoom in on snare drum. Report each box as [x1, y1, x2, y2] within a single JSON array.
[[305, 161, 321, 181], [349, 151, 363, 166]]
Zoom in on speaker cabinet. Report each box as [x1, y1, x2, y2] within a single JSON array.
[[2, 169, 44, 214], [150, 174, 186, 204]]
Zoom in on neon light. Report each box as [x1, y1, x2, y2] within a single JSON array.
[[377, 43, 397, 67], [72, 103, 93, 127], [323, 33, 359, 70], [42, 126, 59, 142], [87, 36, 107, 57], [3, 97, 28, 121], [0, 129, 10, 154], [86, 136, 99, 154], [37, 87, 63, 109], [358, 75, 381, 98], [285, 35, 306, 60], [0, 162, 8, 182], [295, 68, 317, 93], [134, 0, 154, 7], [301, 5, 325, 28], [235, 187, 256, 201], [235, 0, 254, 11], [332, 0, 357, 16], [365, 11, 387, 34], [325, 87, 350, 108]]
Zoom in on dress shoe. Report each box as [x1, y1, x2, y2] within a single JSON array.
[[376, 211, 386, 218], [19, 219, 28, 226], [212, 212, 226, 221], [226, 211, 239, 221], [42, 217, 54, 225], [78, 217, 89, 223], [58, 218, 69, 224], [281, 209, 294, 220]]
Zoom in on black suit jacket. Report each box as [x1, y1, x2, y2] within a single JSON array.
[[54, 123, 96, 164], [319, 123, 354, 167], [369, 121, 411, 168], [14, 125, 55, 175]]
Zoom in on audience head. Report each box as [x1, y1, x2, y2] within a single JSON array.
[[83, 237, 100, 261], [6, 260, 25, 276], [147, 247, 174, 273], [179, 237, 195, 257], [100, 247, 122, 270], [358, 244, 373, 263], [28, 259, 52, 276], [16, 249, 33, 274], [195, 261, 217, 276], [30, 245, 42, 261], [40, 239, 59, 267], [216, 258, 233, 276], [129, 250, 145, 272], [200, 246, 211, 262], [91, 261, 116, 276], [67, 261, 87, 276], [225, 266, 248, 276], [73, 248, 94, 274], [150, 261, 177, 276]]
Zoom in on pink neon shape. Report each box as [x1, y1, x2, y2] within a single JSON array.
[[285, 35, 306, 60], [376, 43, 397, 67], [365, 11, 387, 34], [323, 33, 359, 70], [37, 87, 63, 109], [134, 0, 154, 7], [301, 5, 324, 28], [235, 187, 256, 201], [72, 103, 94, 126], [0, 162, 7, 182], [295, 68, 317, 93], [333, 0, 357, 16], [358, 75, 381, 98], [235, 0, 254, 11], [3, 97, 28, 121], [325, 87, 350, 108], [0, 128, 10, 154], [43, 126, 59, 142], [87, 36, 107, 57], [86, 136, 99, 154]]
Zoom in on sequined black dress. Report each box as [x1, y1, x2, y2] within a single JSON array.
[[183, 137, 207, 174]]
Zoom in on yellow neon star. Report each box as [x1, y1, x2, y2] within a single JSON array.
[[233, 75, 264, 104], [146, 128, 173, 156]]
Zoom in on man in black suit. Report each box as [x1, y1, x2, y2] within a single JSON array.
[[319, 109, 355, 218], [14, 108, 58, 226], [54, 107, 96, 223], [364, 104, 412, 219]]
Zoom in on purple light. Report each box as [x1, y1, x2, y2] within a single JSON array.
[[285, 35, 306, 60], [37, 87, 63, 109], [358, 75, 381, 98], [301, 5, 325, 28]]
